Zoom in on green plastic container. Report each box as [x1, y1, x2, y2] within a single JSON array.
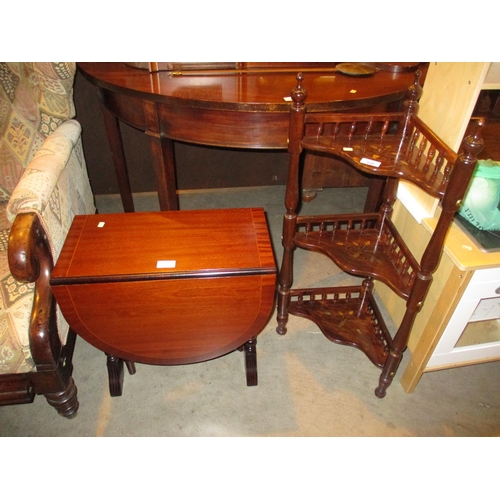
[[459, 159, 500, 231]]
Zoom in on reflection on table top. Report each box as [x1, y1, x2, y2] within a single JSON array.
[[78, 62, 426, 112]]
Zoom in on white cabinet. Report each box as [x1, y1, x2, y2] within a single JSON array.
[[427, 267, 500, 369], [382, 62, 500, 392]]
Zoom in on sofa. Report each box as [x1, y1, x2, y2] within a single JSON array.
[[0, 62, 95, 417]]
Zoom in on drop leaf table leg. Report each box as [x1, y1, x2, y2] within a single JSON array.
[[238, 337, 258, 386], [244, 337, 258, 387]]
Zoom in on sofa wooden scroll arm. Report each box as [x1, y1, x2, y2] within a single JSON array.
[[8, 212, 61, 370]]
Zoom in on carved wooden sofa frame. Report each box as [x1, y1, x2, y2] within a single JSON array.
[[3, 213, 78, 415]]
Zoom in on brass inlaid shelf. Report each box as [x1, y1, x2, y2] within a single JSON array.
[[294, 212, 419, 300], [288, 284, 391, 368], [300, 113, 456, 198]]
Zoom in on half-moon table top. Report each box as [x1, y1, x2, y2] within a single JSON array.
[[78, 62, 425, 113]]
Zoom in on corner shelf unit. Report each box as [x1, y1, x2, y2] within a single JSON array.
[[276, 72, 484, 397]]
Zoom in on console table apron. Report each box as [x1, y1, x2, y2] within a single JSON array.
[[77, 63, 423, 212], [50, 208, 276, 396]]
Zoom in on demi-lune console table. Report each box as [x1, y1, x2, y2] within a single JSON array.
[[77, 62, 424, 212]]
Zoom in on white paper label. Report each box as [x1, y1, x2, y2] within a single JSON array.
[[360, 158, 381, 167], [97, 222, 105, 228], [156, 260, 177, 269]]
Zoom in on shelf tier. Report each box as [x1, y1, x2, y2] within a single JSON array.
[[300, 112, 457, 200], [288, 285, 392, 368], [294, 212, 420, 300]]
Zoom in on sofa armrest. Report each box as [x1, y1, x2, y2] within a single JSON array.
[[6, 120, 82, 224], [5, 118, 94, 348], [8, 212, 61, 367]]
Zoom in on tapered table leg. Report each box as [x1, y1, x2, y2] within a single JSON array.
[[148, 135, 179, 211], [98, 91, 135, 212]]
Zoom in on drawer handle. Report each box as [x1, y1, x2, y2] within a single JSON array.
[[495, 287, 500, 295]]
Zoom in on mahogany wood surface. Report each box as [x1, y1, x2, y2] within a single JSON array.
[[276, 73, 485, 398], [78, 63, 423, 118], [51, 208, 276, 371], [78, 63, 426, 211]]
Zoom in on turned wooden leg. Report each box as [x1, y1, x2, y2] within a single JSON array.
[[125, 361, 136, 375], [276, 246, 294, 335], [375, 350, 403, 398], [276, 288, 290, 335], [106, 355, 125, 397], [44, 377, 79, 418], [301, 189, 318, 202], [244, 338, 258, 386], [376, 288, 424, 397]]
